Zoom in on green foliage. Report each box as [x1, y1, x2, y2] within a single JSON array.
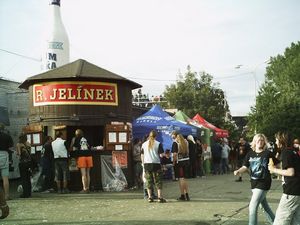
[[248, 42, 300, 141], [163, 66, 232, 131]]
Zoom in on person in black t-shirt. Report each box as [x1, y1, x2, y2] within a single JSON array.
[[160, 149, 173, 180], [235, 137, 251, 182], [234, 133, 279, 225], [172, 132, 190, 201], [269, 132, 300, 225], [41, 136, 54, 192], [187, 135, 197, 178]]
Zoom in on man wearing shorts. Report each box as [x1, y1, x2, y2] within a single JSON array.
[[0, 124, 13, 200], [51, 131, 70, 194]]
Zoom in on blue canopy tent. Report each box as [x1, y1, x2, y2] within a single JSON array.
[[132, 105, 197, 151]]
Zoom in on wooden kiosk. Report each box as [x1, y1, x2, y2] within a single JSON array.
[[19, 59, 142, 191]]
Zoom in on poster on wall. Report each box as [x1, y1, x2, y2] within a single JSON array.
[[108, 132, 117, 143], [112, 151, 127, 168], [118, 132, 127, 143], [32, 133, 41, 145]]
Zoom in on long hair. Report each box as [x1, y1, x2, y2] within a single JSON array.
[[177, 134, 188, 155], [275, 132, 289, 149], [251, 133, 268, 150], [148, 130, 157, 150]]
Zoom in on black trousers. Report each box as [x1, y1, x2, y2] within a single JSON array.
[[19, 163, 32, 197]]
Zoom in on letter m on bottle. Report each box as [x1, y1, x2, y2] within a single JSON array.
[[48, 53, 57, 61]]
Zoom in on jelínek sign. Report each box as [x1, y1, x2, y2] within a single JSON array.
[[33, 81, 118, 106]]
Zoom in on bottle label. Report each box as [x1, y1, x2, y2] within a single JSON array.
[[48, 42, 64, 50], [50, 0, 60, 6]]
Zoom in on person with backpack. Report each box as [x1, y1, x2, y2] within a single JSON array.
[[269, 132, 300, 225], [16, 133, 32, 198], [71, 129, 93, 193]]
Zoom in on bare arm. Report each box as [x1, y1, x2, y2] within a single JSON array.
[[141, 153, 144, 165], [16, 143, 21, 156], [269, 165, 295, 177], [172, 152, 177, 166], [234, 166, 248, 176]]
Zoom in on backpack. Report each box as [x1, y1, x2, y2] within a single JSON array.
[[80, 137, 89, 150]]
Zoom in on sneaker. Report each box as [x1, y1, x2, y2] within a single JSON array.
[[48, 188, 55, 193], [235, 177, 242, 182], [0, 204, 9, 219], [148, 197, 154, 203], [177, 195, 186, 201], [185, 193, 190, 201], [157, 198, 166, 203]]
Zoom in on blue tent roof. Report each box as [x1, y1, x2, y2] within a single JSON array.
[[132, 105, 197, 150]]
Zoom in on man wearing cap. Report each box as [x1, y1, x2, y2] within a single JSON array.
[[0, 123, 13, 200]]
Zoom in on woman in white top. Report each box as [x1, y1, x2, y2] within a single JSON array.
[[141, 130, 166, 203]]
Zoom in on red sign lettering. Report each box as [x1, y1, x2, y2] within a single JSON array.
[[33, 81, 118, 106]]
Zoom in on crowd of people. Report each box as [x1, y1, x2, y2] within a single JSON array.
[[0, 121, 299, 223], [133, 130, 300, 224]]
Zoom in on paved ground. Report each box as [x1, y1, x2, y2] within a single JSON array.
[[1, 174, 283, 225]]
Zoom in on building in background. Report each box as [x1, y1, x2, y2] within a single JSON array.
[[0, 77, 29, 178]]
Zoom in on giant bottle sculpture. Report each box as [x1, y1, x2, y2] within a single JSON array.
[[42, 0, 69, 71]]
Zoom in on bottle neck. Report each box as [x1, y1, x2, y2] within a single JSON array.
[[49, 1, 63, 25]]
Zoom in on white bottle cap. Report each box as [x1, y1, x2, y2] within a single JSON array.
[[50, 0, 60, 6]]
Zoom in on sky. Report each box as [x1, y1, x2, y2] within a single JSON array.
[[1, 0, 299, 116]]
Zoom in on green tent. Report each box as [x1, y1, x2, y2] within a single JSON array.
[[174, 110, 212, 145]]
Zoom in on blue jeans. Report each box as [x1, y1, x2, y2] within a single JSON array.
[[249, 188, 275, 225], [273, 193, 300, 225]]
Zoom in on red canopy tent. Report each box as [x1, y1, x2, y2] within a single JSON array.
[[193, 114, 229, 138]]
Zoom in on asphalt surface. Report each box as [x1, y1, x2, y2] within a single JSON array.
[[1, 174, 283, 225]]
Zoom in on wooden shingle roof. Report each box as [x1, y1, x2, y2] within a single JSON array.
[[19, 59, 142, 89]]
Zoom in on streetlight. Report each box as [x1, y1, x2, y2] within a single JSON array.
[[235, 60, 270, 133], [235, 60, 270, 105]]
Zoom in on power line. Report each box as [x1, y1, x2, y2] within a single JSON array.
[[0, 47, 262, 83], [0, 48, 41, 62], [127, 71, 254, 82]]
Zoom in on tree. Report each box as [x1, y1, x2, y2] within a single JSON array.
[[163, 66, 233, 132], [247, 42, 300, 140]]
